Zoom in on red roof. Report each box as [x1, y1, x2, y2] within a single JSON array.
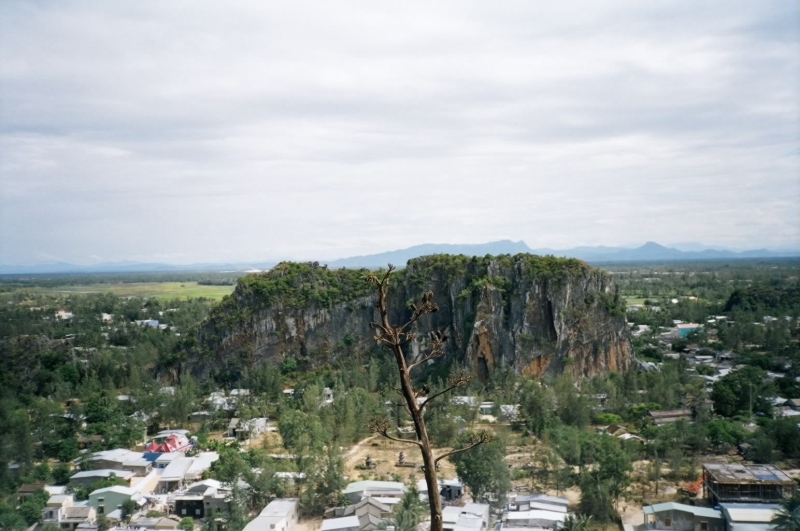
[[146, 433, 191, 453]]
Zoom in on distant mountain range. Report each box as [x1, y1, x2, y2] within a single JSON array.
[[323, 240, 799, 268], [1, 241, 797, 275]]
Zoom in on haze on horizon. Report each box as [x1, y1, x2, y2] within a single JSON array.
[[1, 1, 798, 266]]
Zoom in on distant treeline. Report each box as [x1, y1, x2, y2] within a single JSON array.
[[0, 271, 242, 289]]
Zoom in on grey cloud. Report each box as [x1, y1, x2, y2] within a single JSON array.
[[1, 1, 798, 264]]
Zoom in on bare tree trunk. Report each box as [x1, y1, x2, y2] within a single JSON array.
[[367, 267, 491, 531]]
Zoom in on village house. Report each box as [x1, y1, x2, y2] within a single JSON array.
[[69, 469, 135, 489], [444, 503, 491, 531], [235, 417, 269, 441], [88, 486, 143, 520], [323, 497, 393, 531], [189, 411, 211, 423], [637, 503, 725, 531], [648, 409, 693, 425], [242, 498, 299, 531], [720, 503, 781, 531], [89, 448, 146, 471], [417, 478, 465, 502], [42, 494, 97, 531], [505, 494, 568, 529], [156, 452, 219, 493], [343, 481, 406, 504], [128, 516, 180, 530], [173, 479, 231, 519], [507, 493, 568, 512]]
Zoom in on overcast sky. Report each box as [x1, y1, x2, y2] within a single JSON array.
[[1, 2, 798, 265]]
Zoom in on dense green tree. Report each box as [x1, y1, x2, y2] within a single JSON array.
[[451, 433, 511, 509], [712, 366, 775, 417]]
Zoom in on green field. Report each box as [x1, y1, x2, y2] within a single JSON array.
[[6, 282, 235, 300]]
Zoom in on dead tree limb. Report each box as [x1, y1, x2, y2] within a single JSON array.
[[365, 265, 490, 531]]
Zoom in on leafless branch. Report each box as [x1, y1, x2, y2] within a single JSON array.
[[434, 430, 494, 464], [368, 417, 422, 447], [419, 370, 475, 412], [408, 329, 450, 371]]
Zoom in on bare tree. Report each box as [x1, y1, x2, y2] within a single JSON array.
[[366, 266, 493, 531]]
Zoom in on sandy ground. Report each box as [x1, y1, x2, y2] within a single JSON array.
[[344, 435, 459, 484]]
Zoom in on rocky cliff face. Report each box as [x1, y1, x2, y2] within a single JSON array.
[[198, 254, 631, 380]]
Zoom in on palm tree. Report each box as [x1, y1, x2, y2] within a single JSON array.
[[381, 485, 427, 531], [561, 514, 594, 531], [772, 495, 800, 531]]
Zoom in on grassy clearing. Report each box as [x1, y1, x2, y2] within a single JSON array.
[[5, 282, 234, 300]]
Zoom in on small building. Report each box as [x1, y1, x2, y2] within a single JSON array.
[[445, 503, 490, 531], [42, 494, 97, 531], [323, 387, 334, 404], [343, 481, 406, 504], [69, 469, 135, 488], [638, 503, 724, 531], [508, 494, 569, 513], [158, 458, 193, 493], [703, 464, 794, 505], [174, 479, 231, 519], [88, 486, 142, 519], [16, 483, 46, 503], [677, 324, 704, 338], [648, 409, 693, 426], [129, 517, 180, 530], [89, 448, 145, 470], [479, 402, 495, 416], [321, 516, 360, 531], [189, 411, 211, 423], [227, 418, 241, 437], [236, 418, 268, 441], [157, 453, 219, 493], [417, 479, 464, 503], [720, 503, 781, 531], [503, 510, 565, 529], [324, 497, 392, 531], [243, 498, 299, 531]]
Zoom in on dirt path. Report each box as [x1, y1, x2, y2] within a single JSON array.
[[345, 435, 378, 463]]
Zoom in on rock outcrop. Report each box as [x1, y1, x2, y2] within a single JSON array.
[[197, 254, 631, 380]]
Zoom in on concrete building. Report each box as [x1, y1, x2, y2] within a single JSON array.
[[703, 464, 794, 505]]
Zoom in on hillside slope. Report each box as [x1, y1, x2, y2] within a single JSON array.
[[198, 254, 632, 380]]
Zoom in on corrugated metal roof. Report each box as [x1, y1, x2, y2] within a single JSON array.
[[721, 504, 781, 523], [321, 516, 360, 531], [643, 503, 722, 519]]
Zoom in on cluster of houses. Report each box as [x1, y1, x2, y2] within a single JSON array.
[[630, 464, 796, 531], [18, 425, 223, 530]]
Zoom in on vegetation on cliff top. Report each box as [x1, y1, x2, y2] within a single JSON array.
[[227, 254, 593, 309], [203, 253, 600, 336]]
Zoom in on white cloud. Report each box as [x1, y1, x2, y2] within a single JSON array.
[[0, 1, 797, 264]]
